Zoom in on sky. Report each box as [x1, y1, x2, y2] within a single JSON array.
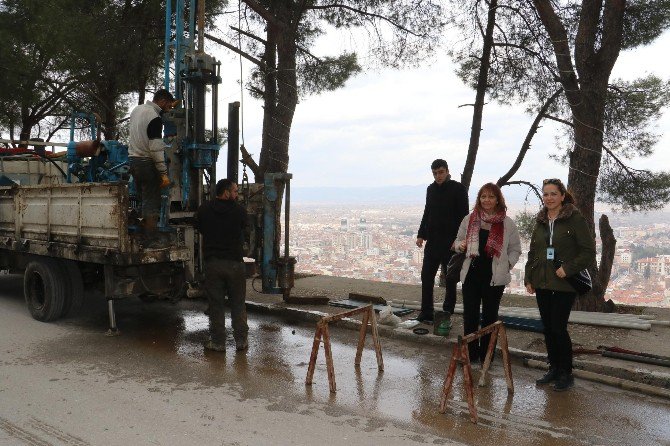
[[209, 21, 670, 204]]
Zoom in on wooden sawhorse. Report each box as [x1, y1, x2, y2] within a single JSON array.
[[305, 304, 384, 393], [439, 320, 514, 423]]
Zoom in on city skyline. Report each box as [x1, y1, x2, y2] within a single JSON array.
[[286, 204, 670, 308]]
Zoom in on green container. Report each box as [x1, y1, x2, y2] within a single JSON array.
[[434, 311, 452, 336]]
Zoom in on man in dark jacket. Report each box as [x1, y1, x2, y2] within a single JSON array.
[[196, 179, 249, 353], [416, 159, 469, 322]]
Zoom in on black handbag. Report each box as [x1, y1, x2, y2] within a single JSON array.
[[554, 260, 592, 295], [445, 252, 465, 282]]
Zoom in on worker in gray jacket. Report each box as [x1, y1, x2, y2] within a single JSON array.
[[128, 89, 174, 246]]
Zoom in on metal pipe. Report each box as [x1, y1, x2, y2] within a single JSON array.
[[284, 178, 290, 260], [227, 102, 240, 182], [164, 0, 171, 91], [210, 62, 219, 200], [175, 0, 185, 100], [106, 299, 118, 336]]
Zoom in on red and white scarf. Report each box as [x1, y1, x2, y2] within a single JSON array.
[[465, 209, 505, 258]]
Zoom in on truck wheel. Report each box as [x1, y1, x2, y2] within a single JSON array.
[[24, 258, 66, 322], [59, 260, 84, 317]]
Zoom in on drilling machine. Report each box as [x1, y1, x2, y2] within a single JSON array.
[[59, 0, 295, 310]]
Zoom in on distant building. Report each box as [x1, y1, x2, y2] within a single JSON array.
[[614, 249, 632, 268], [360, 232, 373, 249], [340, 218, 348, 232], [636, 255, 670, 276]]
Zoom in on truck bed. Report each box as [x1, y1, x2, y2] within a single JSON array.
[[0, 183, 190, 265]]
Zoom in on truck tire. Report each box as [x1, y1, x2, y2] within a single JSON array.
[[59, 260, 84, 317], [24, 258, 66, 322]]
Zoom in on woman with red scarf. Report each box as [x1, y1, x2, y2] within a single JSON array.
[[453, 183, 521, 364]]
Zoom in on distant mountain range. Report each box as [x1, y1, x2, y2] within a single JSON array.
[[291, 184, 537, 206], [291, 185, 427, 205], [290, 185, 669, 221]]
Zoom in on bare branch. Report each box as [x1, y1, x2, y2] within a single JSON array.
[[543, 114, 573, 127], [204, 32, 265, 68], [231, 26, 322, 62], [307, 4, 421, 37], [497, 88, 563, 186], [501, 180, 542, 202]]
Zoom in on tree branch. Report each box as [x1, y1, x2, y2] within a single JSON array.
[[204, 32, 265, 68], [532, 0, 581, 107], [240, 144, 259, 177], [574, 0, 600, 73], [493, 41, 558, 78], [241, 0, 285, 28], [307, 4, 421, 37], [501, 180, 543, 202], [231, 26, 322, 62], [543, 113, 573, 127], [497, 88, 563, 186], [597, 0, 626, 73]]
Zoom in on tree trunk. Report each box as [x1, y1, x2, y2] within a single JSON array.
[[461, 0, 497, 192], [567, 80, 607, 310], [19, 105, 34, 148], [257, 22, 278, 183]]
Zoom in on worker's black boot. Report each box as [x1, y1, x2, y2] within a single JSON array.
[[536, 367, 559, 385], [553, 371, 574, 392]]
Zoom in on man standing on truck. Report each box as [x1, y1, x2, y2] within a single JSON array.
[[415, 159, 469, 323], [196, 179, 249, 353], [128, 89, 174, 246]]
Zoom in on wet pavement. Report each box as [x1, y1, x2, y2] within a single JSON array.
[[1, 274, 669, 445]]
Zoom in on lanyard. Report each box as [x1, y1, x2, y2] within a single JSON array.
[[548, 219, 555, 246]]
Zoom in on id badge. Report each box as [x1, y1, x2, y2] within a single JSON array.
[[546, 247, 555, 260]]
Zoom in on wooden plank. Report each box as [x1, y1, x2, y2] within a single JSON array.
[[348, 292, 387, 305]]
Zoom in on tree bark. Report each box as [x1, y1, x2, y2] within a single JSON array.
[[461, 0, 498, 192]]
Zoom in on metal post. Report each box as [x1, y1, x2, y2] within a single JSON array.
[[164, 0, 171, 91], [282, 178, 290, 299], [106, 299, 120, 336], [227, 102, 240, 182]]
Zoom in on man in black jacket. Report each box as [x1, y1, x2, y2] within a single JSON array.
[[416, 159, 469, 322], [196, 179, 249, 353]]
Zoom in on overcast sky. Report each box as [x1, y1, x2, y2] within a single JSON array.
[[211, 25, 670, 203]]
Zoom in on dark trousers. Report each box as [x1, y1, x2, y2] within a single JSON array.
[[204, 258, 248, 345], [461, 274, 504, 362], [129, 157, 161, 218], [536, 289, 576, 374], [420, 244, 457, 315]]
